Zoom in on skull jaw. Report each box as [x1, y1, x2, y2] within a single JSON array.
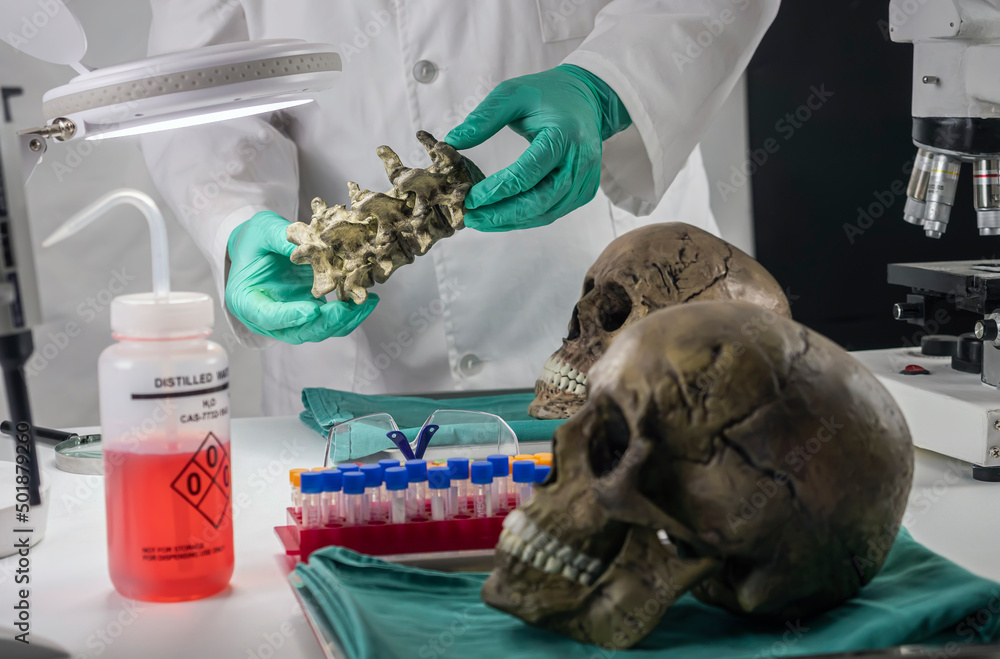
[[528, 380, 586, 420], [482, 526, 721, 649]]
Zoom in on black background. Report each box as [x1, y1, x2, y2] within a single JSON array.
[[746, 0, 994, 350]]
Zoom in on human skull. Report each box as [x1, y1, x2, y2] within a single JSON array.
[[487, 301, 913, 648], [529, 223, 791, 420]]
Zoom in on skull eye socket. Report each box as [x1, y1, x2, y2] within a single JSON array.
[[598, 281, 633, 332], [588, 397, 631, 477]]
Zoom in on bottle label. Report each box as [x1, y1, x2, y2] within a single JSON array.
[[132, 367, 231, 425]]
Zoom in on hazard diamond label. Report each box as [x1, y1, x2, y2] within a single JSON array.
[[170, 432, 231, 529]]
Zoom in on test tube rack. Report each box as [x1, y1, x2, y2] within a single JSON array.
[[275, 499, 515, 561]]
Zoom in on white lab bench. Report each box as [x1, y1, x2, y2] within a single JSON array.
[[3, 415, 1000, 658]]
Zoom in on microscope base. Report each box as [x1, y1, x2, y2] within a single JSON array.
[[852, 347, 1000, 481]]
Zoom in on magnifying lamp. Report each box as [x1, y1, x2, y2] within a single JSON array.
[[0, 0, 341, 508], [3, 1, 340, 147]]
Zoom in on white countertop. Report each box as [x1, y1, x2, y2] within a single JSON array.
[[1, 416, 329, 659], [3, 416, 1000, 658]]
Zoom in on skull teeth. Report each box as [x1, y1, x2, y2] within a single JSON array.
[[495, 510, 605, 587], [538, 356, 588, 396]]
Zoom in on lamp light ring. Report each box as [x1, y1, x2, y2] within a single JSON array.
[[42, 52, 340, 120]]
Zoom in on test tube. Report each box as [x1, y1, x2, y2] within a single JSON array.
[[470, 461, 494, 518], [379, 459, 401, 469], [360, 464, 385, 523], [447, 457, 471, 516], [533, 453, 553, 467], [535, 465, 552, 486], [512, 460, 535, 508], [320, 469, 343, 525], [300, 472, 323, 529], [428, 466, 452, 521], [384, 467, 409, 524], [405, 460, 429, 519], [378, 459, 399, 504], [342, 472, 366, 526], [289, 468, 308, 513], [487, 454, 510, 512]]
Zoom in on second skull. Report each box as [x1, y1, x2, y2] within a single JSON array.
[[529, 223, 792, 420]]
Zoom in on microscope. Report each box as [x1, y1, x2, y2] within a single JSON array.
[[856, 0, 1000, 480]]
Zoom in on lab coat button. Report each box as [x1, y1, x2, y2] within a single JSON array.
[[413, 60, 438, 84], [458, 353, 483, 377]]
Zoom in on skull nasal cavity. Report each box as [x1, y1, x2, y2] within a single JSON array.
[[588, 398, 631, 477], [566, 305, 582, 341], [598, 281, 633, 332]]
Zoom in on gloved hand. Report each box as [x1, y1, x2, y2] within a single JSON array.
[[445, 64, 632, 232], [226, 211, 378, 343]]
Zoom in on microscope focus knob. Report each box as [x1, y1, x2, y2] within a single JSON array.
[[975, 319, 999, 342], [893, 302, 923, 321]]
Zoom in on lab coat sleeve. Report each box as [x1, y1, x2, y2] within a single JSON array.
[[562, 0, 781, 216], [140, 0, 300, 348]]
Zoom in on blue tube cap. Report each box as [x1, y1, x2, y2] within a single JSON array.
[[512, 460, 536, 483], [343, 471, 366, 495], [470, 460, 493, 485], [321, 469, 342, 492], [384, 466, 408, 491], [360, 463, 383, 487], [534, 465, 551, 484], [428, 466, 451, 490], [337, 463, 360, 472], [487, 454, 510, 477], [405, 459, 428, 483], [300, 471, 323, 494], [379, 458, 401, 471], [447, 457, 470, 480]]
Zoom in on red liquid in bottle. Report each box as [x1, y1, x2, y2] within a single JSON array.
[[105, 437, 233, 602]]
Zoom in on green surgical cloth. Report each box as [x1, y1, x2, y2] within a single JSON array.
[[292, 528, 1000, 659], [299, 389, 562, 463]]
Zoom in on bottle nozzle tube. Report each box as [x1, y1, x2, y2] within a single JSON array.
[[42, 189, 171, 298]]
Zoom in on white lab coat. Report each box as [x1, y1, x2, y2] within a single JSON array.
[[140, 0, 780, 416]]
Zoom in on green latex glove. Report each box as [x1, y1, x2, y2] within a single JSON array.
[[445, 64, 632, 232], [225, 211, 378, 344]]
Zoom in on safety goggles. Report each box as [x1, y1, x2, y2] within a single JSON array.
[[324, 409, 519, 466]]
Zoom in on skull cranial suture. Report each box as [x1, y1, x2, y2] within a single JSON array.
[[486, 301, 914, 648], [286, 131, 482, 304], [529, 222, 792, 420]]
